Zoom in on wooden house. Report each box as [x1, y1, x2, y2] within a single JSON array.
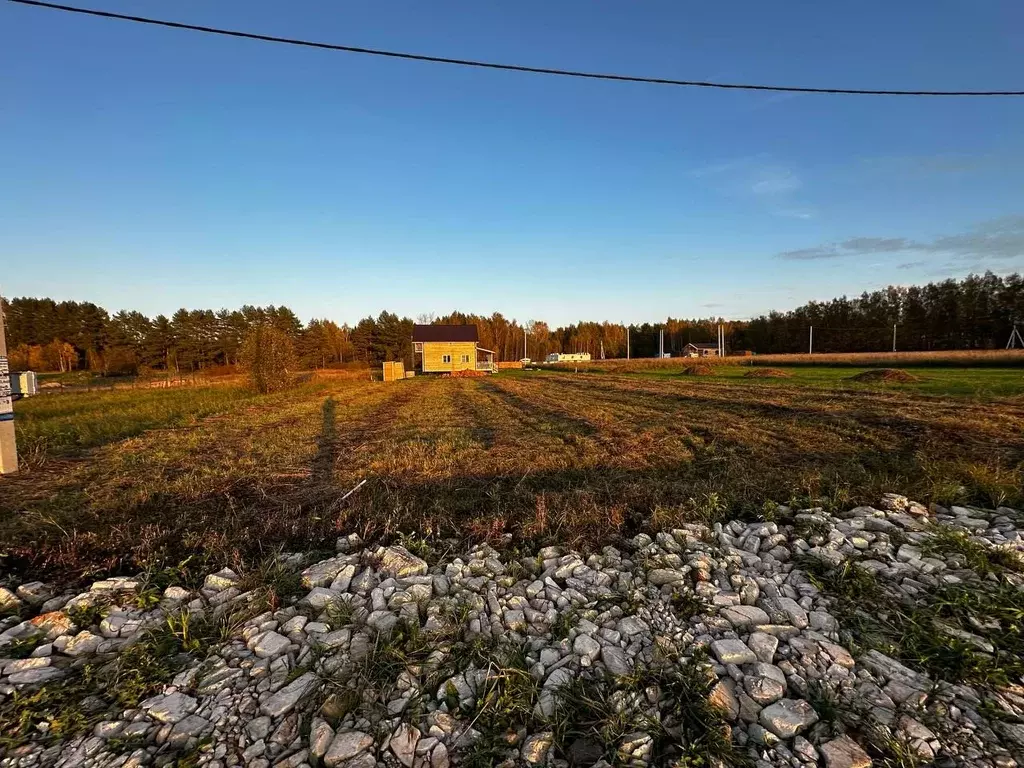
[[683, 342, 720, 358], [412, 325, 495, 374]]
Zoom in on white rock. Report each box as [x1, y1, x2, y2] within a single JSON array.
[[747, 632, 778, 663], [759, 698, 819, 738], [16, 582, 52, 606], [144, 692, 199, 724], [63, 630, 103, 657], [379, 546, 429, 578], [260, 672, 319, 718], [8, 667, 65, 685], [774, 597, 808, 629], [251, 631, 291, 658], [721, 605, 770, 628], [304, 587, 341, 609], [324, 730, 374, 766], [710, 639, 757, 666], [310, 717, 335, 760], [0, 586, 21, 612], [819, 735, 871, 768], [521, 732, 553, 764], [647, 569, 686, 586], [203, 568, 239, 592], [573, 633, 601, 662], [709, 679, 740, 721], [4, 656, 51, 674], [389, 723, 420, 767], [302, 557, 349, 588], [601, 646, 632, 676]]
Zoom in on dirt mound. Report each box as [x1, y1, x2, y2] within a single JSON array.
[[681, 364, 715, 376], [849, 368, 921, 383], [744, 368, 792, 378]]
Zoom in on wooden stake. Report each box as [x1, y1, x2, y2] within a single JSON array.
[[0, 292, 18, 474]]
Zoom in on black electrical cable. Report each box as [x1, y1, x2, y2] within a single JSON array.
[[9, 0, 1024, 97]]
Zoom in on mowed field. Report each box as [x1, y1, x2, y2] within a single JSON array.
[[2, 366, 1023, 584]]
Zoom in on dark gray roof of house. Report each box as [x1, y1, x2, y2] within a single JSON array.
[[412, 324, 479, 342], [686, 342, 720, 349]]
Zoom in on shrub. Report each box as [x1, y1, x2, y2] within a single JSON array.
[[240, 323, 298, 394]]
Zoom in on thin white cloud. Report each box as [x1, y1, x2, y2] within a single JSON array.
[[690, 154, 814, 217], [774, 207, 816, 220], [777, 216, 1024, 262]]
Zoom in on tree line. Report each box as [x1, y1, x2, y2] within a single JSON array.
[[2, 271, 1021, 373]]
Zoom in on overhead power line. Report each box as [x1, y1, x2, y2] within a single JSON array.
[[9, 0, 1024, 97]]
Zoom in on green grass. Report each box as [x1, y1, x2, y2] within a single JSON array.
[[800, 555, 1024, 688], [921, 524, 1024, 577], [551, 648, 749, 767], [12, 385, 259, 459], [531, 365, 1024, 398], [0, 609, 226, 748]]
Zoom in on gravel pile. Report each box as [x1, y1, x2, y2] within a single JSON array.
[[2, 494, 1024, 767]]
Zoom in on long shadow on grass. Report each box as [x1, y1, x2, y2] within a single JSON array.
[[311, 397, 338, 484]]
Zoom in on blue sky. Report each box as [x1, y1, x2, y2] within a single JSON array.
[[2, 0, 1022, 326]]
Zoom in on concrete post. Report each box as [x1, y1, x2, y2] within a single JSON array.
[[0, 293, 18, 474]]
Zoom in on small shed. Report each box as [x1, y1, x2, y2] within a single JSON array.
[[683, 343, 720, 358], [382, 361, 406, 382]]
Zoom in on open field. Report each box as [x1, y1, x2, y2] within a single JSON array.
[[2, 368, 1023, 585], [544, 363, 1024, 397], [554, 348, 1024, 372]]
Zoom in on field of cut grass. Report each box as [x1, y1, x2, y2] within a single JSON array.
[[11, 384, 261, 462], [558, 348, 1024, 372], [539, 364, 1024, 398], [2, 370, 1022, 584]]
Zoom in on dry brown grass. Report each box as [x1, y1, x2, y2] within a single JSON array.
[[681, 364, 715, 376], [2, 372, 1023, 584], [743, 368, 791, 379], [849, 368, 921, 383]]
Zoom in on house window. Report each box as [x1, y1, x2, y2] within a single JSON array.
[[461, 355, 470, 363], [442, 355, 451, 363]]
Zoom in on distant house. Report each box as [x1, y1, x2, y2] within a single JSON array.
[[545, 352, 592, 363], [412, 325, 495, 373], [683, 343, 720, 358]]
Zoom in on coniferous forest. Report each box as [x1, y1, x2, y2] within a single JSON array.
[[2, 271, 1021, 374]]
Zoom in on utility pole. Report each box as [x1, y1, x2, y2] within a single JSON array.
[[659, 329, 664, 358], [893, 324, 897, 353], [524, 328, 527, 361], [809, 326, 814, 355], [626, 326, 630, 360], [0, 289, 18, 474], [1008, 324, 1024, 350]]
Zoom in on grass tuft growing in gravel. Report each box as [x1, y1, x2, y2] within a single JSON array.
[[921, 524, 1024, 576], [551, 648, 750, 767], [800, 554, 1024, 688]]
